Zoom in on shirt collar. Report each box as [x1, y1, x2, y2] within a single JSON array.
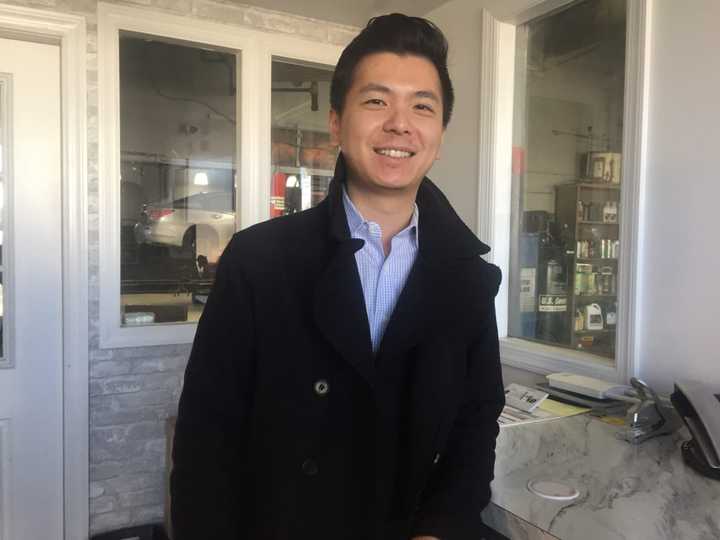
[[342, 186, 419, 249], [325, 153, 490, 261]]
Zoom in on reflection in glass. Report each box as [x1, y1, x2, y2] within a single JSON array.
[[271, 59, 337, 217], [508, 0, 626, 363], [119, 34, 237, 326]]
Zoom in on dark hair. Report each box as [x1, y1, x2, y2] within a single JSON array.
[[330, 13, 454, 127]]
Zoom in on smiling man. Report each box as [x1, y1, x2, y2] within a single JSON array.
[[171, 13, 505, 540]]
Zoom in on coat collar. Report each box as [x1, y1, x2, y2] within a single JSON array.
[[325, 152, 490, 262], [314, 153, 492, 388]]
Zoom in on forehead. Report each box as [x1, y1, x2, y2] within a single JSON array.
[[349, 52, 442, 95]]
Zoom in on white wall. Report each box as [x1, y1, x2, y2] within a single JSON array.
[[638, 0, 720, 393], [424, 0, 484, 230]]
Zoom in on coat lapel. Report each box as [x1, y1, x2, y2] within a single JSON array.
[[376, 177, 491, 362], [313, 239, 375, 387], [313, 155, 375, 387], [375, 257, 436, 362]]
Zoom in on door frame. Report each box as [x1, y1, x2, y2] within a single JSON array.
[[0, 4, 87, 539]]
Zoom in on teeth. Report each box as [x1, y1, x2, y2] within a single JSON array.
[[376, 148, 413, 158]]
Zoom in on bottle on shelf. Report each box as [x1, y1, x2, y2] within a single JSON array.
[[574, 309, 585, 331], [599, 266, 614, 295], [585, 303, 604, 330], [574, 263, 593, 295], [606, 301, 618, 327], [546, 259, 565, 294]]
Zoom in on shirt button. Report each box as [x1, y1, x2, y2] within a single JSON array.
[[302, 458, 319, 476], [313, 379, 329, 396]]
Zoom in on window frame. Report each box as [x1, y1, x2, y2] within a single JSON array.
[[477, 0, 652, 382], [0, 74, 15, 369], [98, 3, 342, 348], [257, 41, 344, 226]]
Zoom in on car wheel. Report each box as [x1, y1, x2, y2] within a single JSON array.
[[194, 226, 220, 264], [183, 226, 196, 255]]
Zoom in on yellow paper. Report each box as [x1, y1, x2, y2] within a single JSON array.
[[538, 398, 590, 417], [598, 415, 626, 426]]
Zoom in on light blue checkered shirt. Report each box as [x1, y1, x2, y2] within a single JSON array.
[[342, 187, 419, 353]]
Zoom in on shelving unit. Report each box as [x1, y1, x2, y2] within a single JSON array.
[[555, 182, 620, 358]]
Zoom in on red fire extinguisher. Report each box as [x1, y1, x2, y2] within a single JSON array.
[[271, 172, 286, 218]]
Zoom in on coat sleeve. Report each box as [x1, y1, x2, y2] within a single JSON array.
[[411, 263, 505, 540], [170, 237, 256, 539]]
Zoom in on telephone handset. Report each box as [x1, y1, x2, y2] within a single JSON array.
[[671, 380, 720, 481]]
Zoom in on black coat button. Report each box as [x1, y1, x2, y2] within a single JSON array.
[[313, 379, 329, 396], [302, 458, 319, 476]]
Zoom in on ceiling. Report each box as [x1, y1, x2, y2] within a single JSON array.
[[240, 0, 453, 28]]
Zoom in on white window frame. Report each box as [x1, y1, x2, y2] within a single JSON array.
[[98, 3, 342, 348], [256, 42, 343, 226], [0, 73, 15, 371], [477, 0, 652, 382]]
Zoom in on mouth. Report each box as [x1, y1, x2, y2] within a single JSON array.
[[373, 147, 416, 159]]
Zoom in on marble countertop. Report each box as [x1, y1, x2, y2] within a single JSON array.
[[482, 414, 720, 540]]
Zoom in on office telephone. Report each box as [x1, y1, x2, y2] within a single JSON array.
[[671, 380, 720, 481]]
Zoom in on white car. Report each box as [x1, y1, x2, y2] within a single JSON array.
[[134, 191, 235, 263]]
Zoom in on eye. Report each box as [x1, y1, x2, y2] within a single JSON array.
[[415, 103, 435, 113], [364, 98, 386, 107]]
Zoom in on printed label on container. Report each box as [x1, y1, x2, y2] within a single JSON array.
[[538, 295, 567, 312]]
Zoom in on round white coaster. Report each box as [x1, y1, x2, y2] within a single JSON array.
[[527, 478, 580, 501]]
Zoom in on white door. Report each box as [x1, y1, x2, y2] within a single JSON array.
[[0, 37, 64, 540]]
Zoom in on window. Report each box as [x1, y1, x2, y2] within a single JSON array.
[[119, 34, 237, 327], [508, 0, 627, 366], [99, 4, 343, 347], [270, 58, 337, 216]]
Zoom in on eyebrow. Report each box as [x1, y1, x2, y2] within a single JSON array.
[[358, 83, 441, 104]]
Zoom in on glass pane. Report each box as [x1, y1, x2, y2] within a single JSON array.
[[508, 0, 626, 364], [271, 59, 337, 217], [119, 33, 237, 326]]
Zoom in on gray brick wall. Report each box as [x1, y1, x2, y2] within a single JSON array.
[[2, 0, 357, 533]]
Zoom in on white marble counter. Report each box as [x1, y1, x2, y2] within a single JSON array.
[[481, 415, 720, 540]]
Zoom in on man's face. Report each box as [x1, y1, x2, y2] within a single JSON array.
[[329, 52, 445, 195]]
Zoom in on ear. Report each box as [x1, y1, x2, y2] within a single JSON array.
[[329, 109, 341, 147]]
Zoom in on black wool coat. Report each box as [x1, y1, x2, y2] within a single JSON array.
[[171, 155, 505, 540]]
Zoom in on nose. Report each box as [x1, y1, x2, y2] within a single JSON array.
[[383, 106, 412, 135]]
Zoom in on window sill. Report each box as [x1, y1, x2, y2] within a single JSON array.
[[500, 337, 619, 381], [100, 321, 197, 349]]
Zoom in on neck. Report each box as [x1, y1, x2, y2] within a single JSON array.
[[346, 179, 417, 255]]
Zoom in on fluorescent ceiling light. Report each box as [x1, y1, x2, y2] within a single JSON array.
[[193, 172, 209, 186]]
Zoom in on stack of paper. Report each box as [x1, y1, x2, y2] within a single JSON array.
[[498, 398, 590, 427]]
